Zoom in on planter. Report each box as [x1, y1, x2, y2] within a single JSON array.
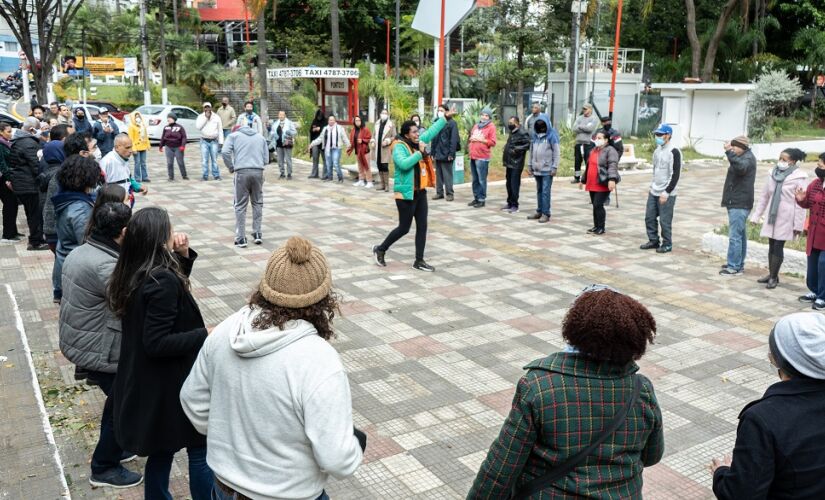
[[701, 232, 807, 275]]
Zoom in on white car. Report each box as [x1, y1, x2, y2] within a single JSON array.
[[71, 104, 128, 133], [126, 105, 202, 142]]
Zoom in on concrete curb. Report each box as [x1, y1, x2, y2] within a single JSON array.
[[701, 232, 807, 275]]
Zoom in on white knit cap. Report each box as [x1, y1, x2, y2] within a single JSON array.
[[772, 312, 825, 379]]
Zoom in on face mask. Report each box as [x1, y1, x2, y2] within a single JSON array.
[[816, 167, 825, 180], [507, 124, 517, 132], [594, 139, 606, 148], [380, 114, 388, 121], [438, 111, 445, 118], [135, 118, 141, 124], [777, 161, 790, 170], [246, 109, 253, 115], [654, 137, 665, 146], [413, 120, 420, 126]]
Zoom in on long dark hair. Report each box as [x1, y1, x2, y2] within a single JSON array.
[[312, 108, 325, 125], [85, 184, 127, 239], [107, 207, 187, 317]]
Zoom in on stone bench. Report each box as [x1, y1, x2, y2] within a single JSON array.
[[618, 144, 642, 169]]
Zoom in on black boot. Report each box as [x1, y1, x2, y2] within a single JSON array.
[[766, 254, 782, 289]]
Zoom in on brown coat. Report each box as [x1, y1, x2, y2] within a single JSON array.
[[370, 119, 396, 165]]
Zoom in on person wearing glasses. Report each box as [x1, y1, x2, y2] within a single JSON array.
[[469, 284, 664, 498], [640, 124, 681, 254], [712, 312, 825, 499]]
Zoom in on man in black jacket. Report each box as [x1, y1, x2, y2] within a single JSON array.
[[430, 104, 460, 202], [712, 312, 825, 499], [720, 135, 757, 276], [9, 117, 47, 250], [502, 116, 531, 213]]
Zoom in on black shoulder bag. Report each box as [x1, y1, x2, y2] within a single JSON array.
[[511, 375, 642, 500]]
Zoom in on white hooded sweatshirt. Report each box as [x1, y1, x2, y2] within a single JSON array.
[[180, 307, 362, 500]]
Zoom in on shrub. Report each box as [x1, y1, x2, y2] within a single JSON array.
[[749, 70, 803, 141]]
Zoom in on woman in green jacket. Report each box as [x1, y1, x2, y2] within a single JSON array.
[[372, 108, 455, 272]]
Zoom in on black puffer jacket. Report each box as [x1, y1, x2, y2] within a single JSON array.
[[721, 149, 757, 210], [430, 118, 460, 161], [503, 127, 531, 169], [9, 133, 42, 194]]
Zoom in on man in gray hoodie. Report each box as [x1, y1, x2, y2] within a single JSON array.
[[222, 125, 270, 248], [572, 103, 599, 183]]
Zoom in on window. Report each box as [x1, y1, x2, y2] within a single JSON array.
[[5, 41, 17, 52], [175, 108, 198, 120]]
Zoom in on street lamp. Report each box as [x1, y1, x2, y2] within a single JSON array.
[[374, 16, 391, 78]]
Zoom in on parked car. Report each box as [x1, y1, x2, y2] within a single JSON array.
[[0, 111, 22, 129], [86, 101, 128, 121], [125, 105, 201, 142], [72, 104, 128, 133]]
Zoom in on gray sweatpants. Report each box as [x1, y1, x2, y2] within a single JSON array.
[[234, 169, 264, 240], [277, 147, 293, 176]]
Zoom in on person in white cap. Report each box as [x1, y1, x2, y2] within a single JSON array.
[[195, 102, 225, 181], [711, 312, 825, 498]]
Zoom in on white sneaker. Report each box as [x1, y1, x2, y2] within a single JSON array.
[[353, 180, 365, 187], [365, 182, 374, 189]]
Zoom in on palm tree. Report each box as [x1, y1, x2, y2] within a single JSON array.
[[245, 0, 274, 124], [179, 50, 221, 100]]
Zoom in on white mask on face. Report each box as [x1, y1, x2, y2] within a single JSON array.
[[380, 113, 388, 121], [594, 139, 606, 148], [777, 161, 790, 170], [438, 111, 445, 118]]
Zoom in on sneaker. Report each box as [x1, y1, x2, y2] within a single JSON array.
[[353, 180, 365, 187], [656, 245, 672, 253], [1, 235, 23, 243], [587, 227, 598, 233], [120, 452, 138, 464], [412, 259, 435, 272], [182, 176, 189, 180], [468, 199, 479, 207], [446, 194, 454, 202], [142, 179, 151, 183], [338, 178, 344, 183], [814, 300, 825, 311], [526, 213, 541, 220], [639, 241, 659, 250], [365, 182, 373, 188], [799, 292, 817, 303], [234, 238, 248, 248], [201, 177, 208, 181], [280, 174, 287, 180], [252, 233, 262, 245], [372, 245, 386, 267], [500, 204, 512, 211], [27, 242, 49, 251], [287, 175, 292, 180], [538, 214, 550, 223], [215, 177, 222, 181], [592, 228, 605, 235], [508, 206, 520, 213], [570, 177, 580, 184], [474, 201, 485, 208], [719, 268, 743, 276], [89, 466, 143, 489], [323, 177, 331, 182], [433, 194, 445, 200], [167, 177, 175, 182]]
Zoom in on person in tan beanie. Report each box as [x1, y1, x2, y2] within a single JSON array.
[[720, 135, 757, 276], [180, 236, 364, 500]]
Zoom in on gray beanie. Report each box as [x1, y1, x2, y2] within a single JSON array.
[[23, 116, 39, 131], [480, 108, 493, 118], [770, 313, 825, 379]]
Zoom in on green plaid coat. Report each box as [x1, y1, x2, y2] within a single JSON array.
[[468, 352, 664, 499]]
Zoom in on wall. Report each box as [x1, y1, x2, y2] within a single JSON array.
[[660, 88, 750, 157]]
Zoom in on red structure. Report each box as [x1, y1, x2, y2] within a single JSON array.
[[314, 78, 360, 125], [196, 0, 246, 22]]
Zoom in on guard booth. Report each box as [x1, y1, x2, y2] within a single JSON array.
[[266, 67, 360, 124]]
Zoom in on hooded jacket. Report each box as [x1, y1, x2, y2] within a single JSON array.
[[222, 126, 270, 172], [721, 149, 757, 210], [503, 126, 531, 170], [127, 112, 150, 152], [9, 131, 42, 194], [180, 308, 363, 500], [430, 117, 460, 161], [528, 114, 560, 176], [38, 140, 65, 192], [73, 114, 92, 135], [391, 117, 447, 200], [93, 117, 120, 156]]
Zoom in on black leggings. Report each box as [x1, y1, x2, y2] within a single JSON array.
[[590, 191, 609, 230], [379, 189, 428, 260], [768, 238, 785, 260]]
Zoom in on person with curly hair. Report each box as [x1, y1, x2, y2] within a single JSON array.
[[181, 236, 365, 500], [469, 284, 664, 499]]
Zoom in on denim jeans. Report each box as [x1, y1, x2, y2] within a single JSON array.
[[310, 145, 326, 177], [88, 372, 124, 475], [200, 139, 220, 179], [726, 208, 750, 271], [210, 481, 329, 500], [145, 447, 213, 500], [534, 174, 553, 216], [645, 193, 677, 247], [807, 250, 825, 300], [324, 148, 343, 180], [133, 150, 149, 181], [470, 159, 490, 202]]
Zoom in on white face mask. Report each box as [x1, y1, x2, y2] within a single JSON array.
[[594, 139, 607, 148], [380, 113, 388, 121], [777, 161, 790, 170], [135, 117, 141, 124], [437, 111, 445, 118]]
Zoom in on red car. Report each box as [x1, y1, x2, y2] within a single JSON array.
[[86, 101, 128, 121]]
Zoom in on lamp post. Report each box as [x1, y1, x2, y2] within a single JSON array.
[[374, 17, 392, 77], [608, 0, 624, 120], [570, 0, 587, 125]]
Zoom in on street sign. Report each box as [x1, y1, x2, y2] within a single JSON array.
[[266, 67, 359, 79], [411, 0, 475, 37]]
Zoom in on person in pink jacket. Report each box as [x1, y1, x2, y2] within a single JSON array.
[[467, 108, 497, 208], [750, 148, 808, 289]]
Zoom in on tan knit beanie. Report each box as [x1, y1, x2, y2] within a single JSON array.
[[258, 236, 332, 308]]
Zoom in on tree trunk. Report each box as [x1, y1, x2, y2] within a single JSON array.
[[330, 0, 341, 66], [159, 0, 168, 104], [684, 0, 702, 78], [516, 46, 525, 121], [172, 0, 179, 36], [256, 9, 268, 124], [700, 0, 740, 82]]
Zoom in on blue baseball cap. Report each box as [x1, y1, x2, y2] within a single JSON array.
[[654, 124, 673, 135]]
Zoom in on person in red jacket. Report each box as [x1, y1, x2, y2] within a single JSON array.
[[347, 116, 373, 188], [795, 152, 825, 310], [467, 108, 497, 208], [159, 113, 188, 181]]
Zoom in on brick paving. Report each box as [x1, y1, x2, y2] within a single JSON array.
[[0, 149, 810, 499]]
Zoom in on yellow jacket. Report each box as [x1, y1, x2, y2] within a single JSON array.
[[128, 111, 150, 151]]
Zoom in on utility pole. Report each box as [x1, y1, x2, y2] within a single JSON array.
[[81, 26, 86, 104], [158, 1, 169, 105], [139, 0, 152, 105], [395, 0, 400, 80], [569, 1, 586, 125]]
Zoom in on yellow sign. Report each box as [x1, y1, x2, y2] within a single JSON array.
[[76, 57, 126, 76]]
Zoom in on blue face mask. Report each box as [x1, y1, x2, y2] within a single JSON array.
[[655, 136, 665, 146]]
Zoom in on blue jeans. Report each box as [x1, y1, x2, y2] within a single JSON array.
[[133, 150, 149, 181], [145, 446, 213, 500], [324, 148, 343, 180], [726, 208, 750, 271], [807, 250, 825, 300], [534, 174, 553, 216], [200, 139, 220, 179], [211, 481, 329, 500], [470, 159, 489, 202]]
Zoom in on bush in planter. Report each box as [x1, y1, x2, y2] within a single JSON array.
[[748, 70, 803, 141]]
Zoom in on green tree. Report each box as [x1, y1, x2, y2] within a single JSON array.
[[179, 50, 221, 100]]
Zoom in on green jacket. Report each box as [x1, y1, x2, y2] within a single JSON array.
[[392, 117, 447, 200], [468, 352, 664, 499]]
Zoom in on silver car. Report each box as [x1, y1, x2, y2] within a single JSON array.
[[126, 105, 201, 142]]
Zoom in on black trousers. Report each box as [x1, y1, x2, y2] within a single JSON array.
[[505, 167, 523, 208], [86, 371, 125, 475], [0, 179, 19, 239], [768, 238, 785, 260], [574, 143, 593, 177], [590, 191, 609, 230], [17, 193, 43, 244], [379, 189, 428, 260]]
